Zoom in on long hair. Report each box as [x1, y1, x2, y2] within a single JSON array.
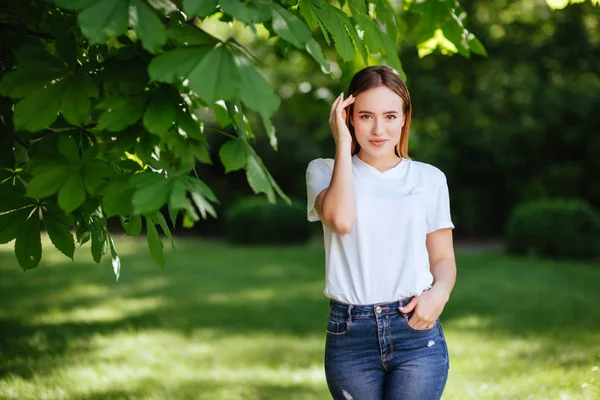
[[346, 66, 412, 158]]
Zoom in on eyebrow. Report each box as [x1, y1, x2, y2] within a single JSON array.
[[357, 110, 399, 114]]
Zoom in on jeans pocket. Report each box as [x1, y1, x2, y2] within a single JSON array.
[[403, 313, 437, 333], [326, 313, 351, 336]]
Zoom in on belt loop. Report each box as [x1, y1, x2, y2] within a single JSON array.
[[347, 304, 353, 324]]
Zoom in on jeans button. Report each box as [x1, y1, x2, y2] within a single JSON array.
[[375, 306, 382, 314]]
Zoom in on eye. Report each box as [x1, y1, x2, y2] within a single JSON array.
[[386, 115, 397, 120], [360, 115, 372, 120]]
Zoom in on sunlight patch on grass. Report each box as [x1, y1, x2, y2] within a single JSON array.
[[445, 331, 600, 399], [444, 314, 493, 330], [30, 297, 168, 324], [0, 330, 328, 399]]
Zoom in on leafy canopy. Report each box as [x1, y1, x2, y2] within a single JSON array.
[[0, 0, 487, 276]]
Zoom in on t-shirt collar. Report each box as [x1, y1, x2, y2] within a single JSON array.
[[352, 154, 408, 179]]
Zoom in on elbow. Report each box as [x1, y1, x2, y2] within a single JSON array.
[[328, 216, 354, 235], [333, 223, 353, 235], [320, 203, 355, 234]]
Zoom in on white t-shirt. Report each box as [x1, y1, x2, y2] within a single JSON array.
[[306, 154, 454, 305]]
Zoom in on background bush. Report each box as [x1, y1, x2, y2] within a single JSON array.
[[224, 197, 312, 245], [505, 198, 600, 260]]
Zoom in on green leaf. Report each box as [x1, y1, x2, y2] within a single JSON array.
[[183, 0, 217, 18], [0, 69, 62, 99], [130, 0, 167, 53], [190, 140, 212, 164], [90, 219, 107, 263], [305, 38, 331, 73], [440, 18, 469, 57], [43, 212, 75, 260], [75, 215, 91, 245], [271, 3, 313, 49], [373, 0, 398, 42], [314, 5, 355, 62], [97, 95, 148, 132], [260, 113, 278, 150], [299, 0, 319, 32], [166, 25, 218, 46], [186, 176, 218, 203], [61, 75, 96, 126], [345, 18, 368, 65], [26, 166, 71, 199], [13, 46, 65, 71], [78, 0, 129, 44], [58, 136, 80, 164], [102, 178, 134, 217], [247, 146, 288, 204], [355, 14, 404, 75], [53, 0, 97, 10], [15, 210, 42, 271], [131, 173, 173, 214], [219, 139, 247, 173], [348, 0, 366, 15], [103, 60, 148, 95], [219, 0, 271, 25], [169, 179, 198, 222], [0, 208, 31, 244], [153, 211, 175, 250], [468, 34, 487, 56], [13, 83, 64, 132], [108, 235, 121, 281], [187, 46, 240, 103], [212, 102, 230, 128], [148, 47, 211, 83], [190, 190, 216, 219], [147, 0, 178, 14], [122, 214, 142, 236], [246, 153, 275, 202], [236, 56, 280, 119], [143, 89, 177, 137], [146, 216, 165, 267], [176, 109, 204, 140], [58, 173, 86, 213], [56, 33, 78, 67]]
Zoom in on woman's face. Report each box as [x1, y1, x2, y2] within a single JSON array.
[[350, 85, 405, 158]]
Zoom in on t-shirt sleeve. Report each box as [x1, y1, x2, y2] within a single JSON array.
[[426, 174, 455, 233], [306, 159, 332, 222]]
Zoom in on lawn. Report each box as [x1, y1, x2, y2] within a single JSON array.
[[0, 235, 599, 399]]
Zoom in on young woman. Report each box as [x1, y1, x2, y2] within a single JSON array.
[[306, 65, 456, 400]]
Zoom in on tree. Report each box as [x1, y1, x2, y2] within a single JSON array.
[[0, 0, 486, 276]]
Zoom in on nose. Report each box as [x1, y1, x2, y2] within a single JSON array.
[[372, 118, 384, 136]]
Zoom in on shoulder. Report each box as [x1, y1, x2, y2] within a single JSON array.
[[407, 159, 447, 186], [307, 158, 335, 172]]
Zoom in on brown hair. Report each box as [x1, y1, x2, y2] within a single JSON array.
[[346, 66, 412, 158]]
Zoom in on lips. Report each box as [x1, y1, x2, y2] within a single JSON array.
[[369, 139, 387, 147]]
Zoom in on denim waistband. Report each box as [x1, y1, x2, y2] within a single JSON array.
[[329, 297, 414, 317]]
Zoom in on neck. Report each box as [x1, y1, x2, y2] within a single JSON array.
[[357, 151, 402, 172]]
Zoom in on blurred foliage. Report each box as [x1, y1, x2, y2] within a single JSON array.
[[224, 196, 311, 245], [505, 198, 600, 260], [405, 0, 600, 236], [0, 0, 484, 273], [220, 0, 599, 239]]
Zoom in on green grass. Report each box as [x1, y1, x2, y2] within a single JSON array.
[[1, 235, 599, 399]]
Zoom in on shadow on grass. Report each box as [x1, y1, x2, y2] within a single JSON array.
[[1, 237, 599, 393]]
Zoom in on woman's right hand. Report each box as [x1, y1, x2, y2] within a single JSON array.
[[329, 92, 356, 148]]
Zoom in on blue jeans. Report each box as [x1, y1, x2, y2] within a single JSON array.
[[324, 298, 449, 400]]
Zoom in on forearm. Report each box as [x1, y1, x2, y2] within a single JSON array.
[[321, 142, 356, 233], [430, 258, 456, 302]]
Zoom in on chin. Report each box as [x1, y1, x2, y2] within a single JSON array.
[[360, 146, 393, 158]]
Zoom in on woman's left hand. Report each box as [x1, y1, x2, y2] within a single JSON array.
[[398, 286, 449, 330]]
